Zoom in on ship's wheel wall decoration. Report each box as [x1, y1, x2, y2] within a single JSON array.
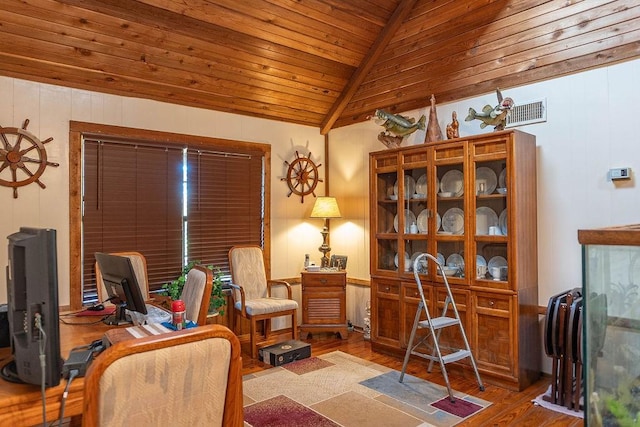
[[0, 119, 59, 198], [280, 150, 323, 203]]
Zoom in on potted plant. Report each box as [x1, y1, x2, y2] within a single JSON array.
[[161, 261, 226, 316]]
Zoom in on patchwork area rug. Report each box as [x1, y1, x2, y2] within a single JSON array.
[[243, 351, 491, 427]]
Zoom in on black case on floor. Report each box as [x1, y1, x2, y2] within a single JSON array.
[[259, 340, 311, 366]]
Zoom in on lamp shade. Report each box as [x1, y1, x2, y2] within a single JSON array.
[[310, 197, 341, 219]]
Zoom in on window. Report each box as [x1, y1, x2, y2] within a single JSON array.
[[186, 149, 265, 274], [70, 122, 270, 307]]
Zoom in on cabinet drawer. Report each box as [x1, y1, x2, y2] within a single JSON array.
[[403, 284, 421, 300], [475, 293, 511, 314], [376, 282, 400, 296], [435, 287, 468, 309], [302, 273, 345, 287]]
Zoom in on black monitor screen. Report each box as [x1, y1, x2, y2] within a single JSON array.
[[2, 227, 62, 387], [94, 253, 147, 325]]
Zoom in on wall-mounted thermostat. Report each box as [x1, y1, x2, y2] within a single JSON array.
[[609, 167, 631, 181]]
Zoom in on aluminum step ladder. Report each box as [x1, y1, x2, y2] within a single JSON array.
[[399, 253, 484, 402]]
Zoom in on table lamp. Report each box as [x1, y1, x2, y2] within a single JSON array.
[[310, 196, 341, 267]]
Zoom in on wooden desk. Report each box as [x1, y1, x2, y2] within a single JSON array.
[[0, 317, 115, 426]]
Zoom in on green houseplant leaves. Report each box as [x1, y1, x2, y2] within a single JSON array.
[[161, 261, 225, 316]]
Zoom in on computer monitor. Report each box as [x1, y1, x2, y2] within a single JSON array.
[[2, 227, 63, 387], [94, 253, 147, 325]]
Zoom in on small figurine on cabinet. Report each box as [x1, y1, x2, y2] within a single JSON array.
[[446, 111, 459, 139], [374, 109, 426, 148], [424, 94, 444, 143], [465, 88, 514, 131]]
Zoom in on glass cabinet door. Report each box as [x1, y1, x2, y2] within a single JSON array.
[[470, 139, 509, 289], [400, 149, 430, 276], [433, 143, 466, 281], [372, 154, 399, 274]]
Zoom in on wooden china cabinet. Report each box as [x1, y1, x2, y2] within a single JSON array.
[[369, 129, 539, 391]]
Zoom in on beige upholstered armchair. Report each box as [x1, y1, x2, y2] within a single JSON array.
[[179, 264, 213, 326], [228, 245, 298, 358], [95, 251, 150, 304], [82, 324, 243, 427]]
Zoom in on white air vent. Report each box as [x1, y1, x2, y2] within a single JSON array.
[[506, 98, 546, 127]]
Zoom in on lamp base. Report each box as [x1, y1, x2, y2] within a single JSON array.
[[318, 226, 331, 268]]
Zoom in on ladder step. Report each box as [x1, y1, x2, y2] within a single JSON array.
[[442, 349, 472, 364], [418, 316, 460, 330]]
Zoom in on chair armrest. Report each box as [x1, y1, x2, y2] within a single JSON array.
[[266, 280, 293, 299], [228, 283, 248, 317]]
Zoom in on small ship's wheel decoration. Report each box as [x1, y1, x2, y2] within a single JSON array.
[[0, 119, 59, 198], [280, 150, 323, 203]]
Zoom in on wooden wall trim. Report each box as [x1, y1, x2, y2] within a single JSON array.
[[279, 276, 370, 287]]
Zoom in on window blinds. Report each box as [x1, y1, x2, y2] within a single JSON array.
[[186, 149, 264, 277], [82, 139, 264, 302]]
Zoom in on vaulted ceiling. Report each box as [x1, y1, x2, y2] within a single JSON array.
[[0, 0, 638, 133]]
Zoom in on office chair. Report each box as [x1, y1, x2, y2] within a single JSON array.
[[179, 264, 213, 326], [82, 324, 243, 427]]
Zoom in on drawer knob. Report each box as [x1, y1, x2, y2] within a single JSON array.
[[384, 286, 390, 292], [489, 300, 495, 306], [320, 279, 327, 284]]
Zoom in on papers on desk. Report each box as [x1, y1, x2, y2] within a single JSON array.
[[104, 322, 173, 346], [127, 304, 172, 326], [103, 304, 173, 347]]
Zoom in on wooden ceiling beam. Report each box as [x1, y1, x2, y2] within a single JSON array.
[[319, 0, 420, 135]]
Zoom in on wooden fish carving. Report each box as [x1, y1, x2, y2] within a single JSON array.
[[465, 89, 514, 131], [374, 109, 426, 137]]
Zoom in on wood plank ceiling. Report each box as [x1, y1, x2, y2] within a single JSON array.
[[0, 0, 638, 133]]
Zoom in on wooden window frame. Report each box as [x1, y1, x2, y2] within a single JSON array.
[[69, 121, 272, 310]]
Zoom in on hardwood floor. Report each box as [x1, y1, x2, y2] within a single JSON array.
[[242, 331, 583, 426]]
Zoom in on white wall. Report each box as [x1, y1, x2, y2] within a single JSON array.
[[0, 76, 325, 306], [328, 57, 640, 317]]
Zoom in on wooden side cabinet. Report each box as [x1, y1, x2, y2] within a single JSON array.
[[300, 270, 348, 339]]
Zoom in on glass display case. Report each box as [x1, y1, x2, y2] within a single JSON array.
[[579, 225, 640, 426]]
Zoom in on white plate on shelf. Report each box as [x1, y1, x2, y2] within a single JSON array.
[[447, 253, 465, 269], [410, 252, 424, 272], [436, 213, 441, 232], [477, 255, 487, 267], [415, 174, 427, 197], [476, 167, 497, 195], [488, 256, 507, 270], [442, 207, 464, 234], [499, 168, 507, 188], [394, 175, 416, 199], [394, 251, 411, 270], [393, 209, 417, 233], [437, 252, 445, 266], [417, 209, 429, 233], [499, 209, 508, 236], [476, 206, 498, 235], [440, 170, 464, 197]]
